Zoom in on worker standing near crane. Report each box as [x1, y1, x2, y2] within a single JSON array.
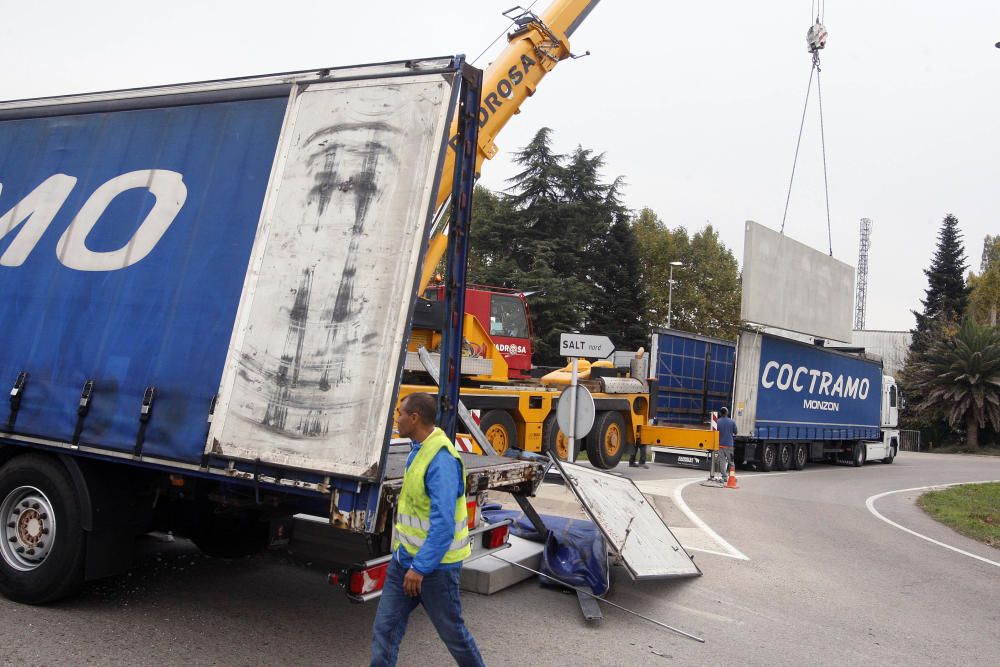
[[370, 393, 484, 667]]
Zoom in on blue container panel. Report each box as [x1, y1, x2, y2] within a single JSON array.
[[654, 332, 736, 425], [753, 335, 882, 440], [752, 425, 880, 441], [0, 99, 286, 464]]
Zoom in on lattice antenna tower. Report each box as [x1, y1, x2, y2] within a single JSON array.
[[854, 218, 872, 329]]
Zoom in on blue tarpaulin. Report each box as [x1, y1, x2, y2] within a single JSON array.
[[482, 505, 609, 596]]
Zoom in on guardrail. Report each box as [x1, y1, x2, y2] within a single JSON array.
[[899, 429, 922, 452]]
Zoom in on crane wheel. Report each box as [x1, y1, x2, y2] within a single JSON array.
[[585, 412, 627, 469], [479, 410, 518, 456], [542, 414, 573, 462]]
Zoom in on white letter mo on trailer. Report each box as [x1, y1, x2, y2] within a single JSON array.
[[57, 170, 187, 271], [0, 175, 78, 266]]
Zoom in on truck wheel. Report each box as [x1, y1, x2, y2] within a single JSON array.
[[585, 412, 628, 469], [758, 443, 776, 472], [792, 444, 808, 470], [479, 410, 518, 456], [776, 444, 792, 471], [542, 415, 574, 462], [852, 442, 866, 467], [0, 455, 85, 604], [882, 445, 896, 464]]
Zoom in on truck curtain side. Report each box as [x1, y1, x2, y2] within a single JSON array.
[[651, 329, 900, 472], [0, 58, 542, 605]]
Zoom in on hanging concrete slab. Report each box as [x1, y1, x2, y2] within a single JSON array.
[[553, 459, 701, 580]]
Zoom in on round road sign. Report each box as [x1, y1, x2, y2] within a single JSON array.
[[556, 384, 596, 440]]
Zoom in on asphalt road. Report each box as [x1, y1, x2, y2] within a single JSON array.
[[0, 452, 997, 666]]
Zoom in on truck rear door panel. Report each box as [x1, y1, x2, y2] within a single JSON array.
[[0, 99, 285, 461]]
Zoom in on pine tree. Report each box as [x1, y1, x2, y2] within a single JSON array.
[[911, 214, 969, 354], [467, 185, 524, 286], [506, 127, 563, 209], [586, 211, 649, 352]]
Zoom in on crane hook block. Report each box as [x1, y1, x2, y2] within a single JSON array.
[[807, 20, 828, 53]]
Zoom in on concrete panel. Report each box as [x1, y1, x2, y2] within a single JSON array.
[[460, 535, 543, 595], [741, 221, 855, 343]]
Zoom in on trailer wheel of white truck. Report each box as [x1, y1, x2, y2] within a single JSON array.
[[758, 443, 777, 472], [791, 444, 808, 470], [0, 455, 85, 604], [585, 412, 627, 469], [776, 444, 793, 471]]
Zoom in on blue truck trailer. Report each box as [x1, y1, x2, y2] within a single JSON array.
[[650, 328, 900, 472], [0, 58, 543, 604]]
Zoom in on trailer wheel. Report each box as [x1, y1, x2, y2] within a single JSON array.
[[758, 443, 776, 472], [0, 455, 85, 604], [585, 412, 628, 469], [776, 444, 792, 471], [791, 444, 808, 470], [479, 410, 518, 456], [852, 442, 866, 467], [542, 414, 573, 461]]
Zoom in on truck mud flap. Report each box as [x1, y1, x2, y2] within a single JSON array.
[[550, 457, 701, 580]]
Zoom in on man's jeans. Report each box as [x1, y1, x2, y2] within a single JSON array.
[[717, 446, 734, 479], [371, 559, 485, 667]]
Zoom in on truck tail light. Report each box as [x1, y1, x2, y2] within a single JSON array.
[[483, 523, 509, 550], [347, 561, 390, 597], [466, 500, 477, 530]]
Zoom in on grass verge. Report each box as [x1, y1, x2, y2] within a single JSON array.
[[917, 483, 1000, 548]]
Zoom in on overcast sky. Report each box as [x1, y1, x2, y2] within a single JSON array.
[[3, 0, 998, 333]]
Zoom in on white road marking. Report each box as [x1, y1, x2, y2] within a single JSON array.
[[865, 480, 1000, 569], [672, 478, 750, 561]]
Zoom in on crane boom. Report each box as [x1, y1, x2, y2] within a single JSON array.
[[418, 0, 600, 293]]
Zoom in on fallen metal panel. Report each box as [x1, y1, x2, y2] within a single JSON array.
[[741, 221, 855, 343], [207, 72, 457, 478], [553, 459, 701, 579]]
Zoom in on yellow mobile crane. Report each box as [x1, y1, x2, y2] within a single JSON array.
[[400, 0, 719, 466]]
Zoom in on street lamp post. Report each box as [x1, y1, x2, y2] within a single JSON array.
[[667, 261, 683, 329]]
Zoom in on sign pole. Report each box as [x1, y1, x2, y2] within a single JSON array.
[[567, 358, 578, 464]]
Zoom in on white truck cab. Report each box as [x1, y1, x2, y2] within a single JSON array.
[[863, 375, 900, 464]]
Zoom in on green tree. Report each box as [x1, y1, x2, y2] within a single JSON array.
[[681, 226, 742, 339], [467, 185, 523, 286], [632, 209, 741, 339], [587, 211, 649, 351], [472, 129, 652, 365], [632, 208, 688, 328], [968, 236, 1000, 327], [906, 320, 1000, 448], [911, 214, 969, 353], [980, 234, 1000, 273]]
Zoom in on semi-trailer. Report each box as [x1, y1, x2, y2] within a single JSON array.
[[649, 328, 901, 471], [0, 58, 542, 605]]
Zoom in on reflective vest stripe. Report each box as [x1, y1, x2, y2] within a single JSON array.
[[396, 530, 426, 550], [398, 513, 431, 531]]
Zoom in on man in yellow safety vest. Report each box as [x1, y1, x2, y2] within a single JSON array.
[[370, 392, 484, 667]]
